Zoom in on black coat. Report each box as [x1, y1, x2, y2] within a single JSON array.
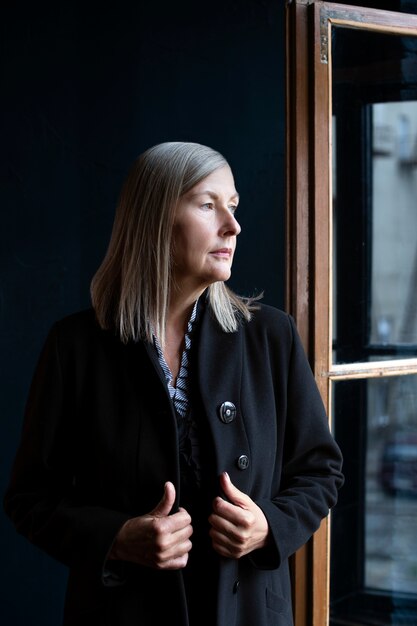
[[4, 302, 343, 626]]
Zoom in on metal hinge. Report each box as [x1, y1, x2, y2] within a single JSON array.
[[320, 13, 329, 63]]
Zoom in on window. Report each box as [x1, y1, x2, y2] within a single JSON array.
[[286, 2, 417, 625]]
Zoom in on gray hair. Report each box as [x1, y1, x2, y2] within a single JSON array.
[[91, 141, 254, 344]]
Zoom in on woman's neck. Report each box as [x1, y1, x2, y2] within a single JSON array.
[[167, 287, 204, 334], [162, 290, 202, 385]]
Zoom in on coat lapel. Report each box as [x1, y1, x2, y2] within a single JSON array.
[[197, 305, 252, 493]]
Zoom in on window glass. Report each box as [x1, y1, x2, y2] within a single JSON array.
[[330, 377, 417, 623], [332, 26, 417, 365], [365, 376, 417, 593], [371, 102, 417, 348], [330, 23, 417, 625]]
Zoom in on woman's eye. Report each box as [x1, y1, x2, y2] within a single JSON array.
[[229, 205, 238, 214], [201, 202, 214, 210]]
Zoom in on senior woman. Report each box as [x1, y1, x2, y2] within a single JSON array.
[[4, 141, 343, 626]]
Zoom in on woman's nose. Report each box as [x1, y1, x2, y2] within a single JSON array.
[[221, 210, 241, 237]]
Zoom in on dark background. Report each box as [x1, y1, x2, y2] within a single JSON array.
[[1, 1, 285, 623], [3, 0, 417, 623]]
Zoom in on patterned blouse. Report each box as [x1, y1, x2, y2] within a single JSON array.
[[153, 300, 202, 493]]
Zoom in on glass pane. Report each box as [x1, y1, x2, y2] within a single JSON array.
[[371, 102, 417, 348], [365, 376, 417, 593], [330, 375, 417, 624], [332, 26, 417, 365]]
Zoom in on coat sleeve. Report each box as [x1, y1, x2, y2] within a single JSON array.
[[3, 324, 131, 575], [251, 313, 344, 569]]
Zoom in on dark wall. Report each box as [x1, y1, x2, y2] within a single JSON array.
[[1, 1, 285, 623]]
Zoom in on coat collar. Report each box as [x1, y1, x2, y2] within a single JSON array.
[[197, 300, 243, 402], [196, 301, 251, 491]]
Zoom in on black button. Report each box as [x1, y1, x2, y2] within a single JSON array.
[[233, 579, 240, 593], [236, 454, 249, 470], [218, 401, 236, 424]]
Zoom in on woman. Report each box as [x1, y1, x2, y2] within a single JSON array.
[[4, 142, 343, 626]]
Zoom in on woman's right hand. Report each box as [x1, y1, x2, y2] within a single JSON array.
[[108, 481, 193, 570]]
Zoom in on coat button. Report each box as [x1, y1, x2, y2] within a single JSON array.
[[236, 454, 249, 470], [218, 401, 236, 424], [233, 579, 240, 593]]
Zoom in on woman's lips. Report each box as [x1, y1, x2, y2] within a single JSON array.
[[210, 248, 232, 258]]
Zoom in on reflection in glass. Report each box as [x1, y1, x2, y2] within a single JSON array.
[[330, 376, 417, 623], [371, 102, 417, 347], [365, 376, 417, 593], [331, 26, 417, 364]]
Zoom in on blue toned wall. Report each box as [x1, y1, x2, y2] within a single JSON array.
[[0, 1, 285, 623]]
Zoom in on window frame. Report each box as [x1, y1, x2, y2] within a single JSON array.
[[285, 2, 417, 625]]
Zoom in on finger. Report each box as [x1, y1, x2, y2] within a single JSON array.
[[157, 506, 192, 534], [150, 481, 176, 517], [209, 510, 247, 543], [151, 523, 194, 569], [211, 495, 250, 527], [209, 526, 244, 559], [209, 512, 237, 540], [153, 533, 193, 566], [156, 549, 191, 570], [157, 514, 194, 543], [219, 472, 249, 508]]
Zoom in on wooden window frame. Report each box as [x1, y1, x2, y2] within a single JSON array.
[[286, 2, 417, 625]]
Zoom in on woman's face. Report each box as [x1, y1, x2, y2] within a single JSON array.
[[172, 165, 241, 296]]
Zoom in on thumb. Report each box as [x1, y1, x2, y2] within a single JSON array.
[[219, 472, 248, 508], [151, 481, 176, 517]]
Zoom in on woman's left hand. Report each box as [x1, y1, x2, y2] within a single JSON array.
[[208, 472, 270, 559]]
